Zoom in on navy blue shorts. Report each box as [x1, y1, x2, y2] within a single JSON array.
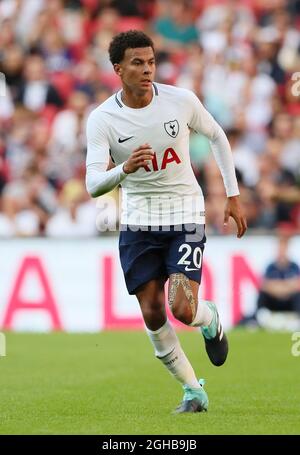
[[119, 224, 206, 295]]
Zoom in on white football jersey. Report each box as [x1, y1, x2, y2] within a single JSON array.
[[86, 83, 239, 226]]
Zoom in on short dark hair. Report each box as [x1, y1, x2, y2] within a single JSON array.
[[108, 30, 154, 65]]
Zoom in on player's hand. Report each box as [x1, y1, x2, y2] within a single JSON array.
[[223, 195, 247, 238], [123, 144, 154, 174]]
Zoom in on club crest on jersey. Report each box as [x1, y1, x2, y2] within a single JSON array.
[[164, 120, 179, 138]]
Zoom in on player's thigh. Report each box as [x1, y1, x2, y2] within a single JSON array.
[[168, 275, 199, 305], [166, 224, 205, 286], [119, 227, 166, 296], [166, 224, 206, 307], [135, 278, 166, 307]]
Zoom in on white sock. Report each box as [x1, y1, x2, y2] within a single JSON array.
[[146, 320, 200, 389], [189, 300, 214, 327]]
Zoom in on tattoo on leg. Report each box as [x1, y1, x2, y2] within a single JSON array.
[[169, 273, 197, 320]]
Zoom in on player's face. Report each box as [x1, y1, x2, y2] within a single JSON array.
[[115, 47, 156, 94]]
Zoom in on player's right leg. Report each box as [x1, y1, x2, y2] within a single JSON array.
[[135, 279, 208, 413]]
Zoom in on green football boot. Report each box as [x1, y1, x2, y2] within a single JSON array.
[[174, 379, 209, 414]]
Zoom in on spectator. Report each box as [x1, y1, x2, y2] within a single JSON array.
[[47, 89, 90, 185], [1, 163, 57, 236], [45, 177, 98, 237], [154, 0, 199, 46], [256, 229, 300, 330], [15, 54, 64, 112], [40, 27, 73, 73], [0, 44, 25, 101]]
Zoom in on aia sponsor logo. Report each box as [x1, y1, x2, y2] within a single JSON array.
[[143, 147, 181, 172]]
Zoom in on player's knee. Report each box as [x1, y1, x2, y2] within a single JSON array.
[[170, 299, 193, 325], [140, 299, 166, 330], [142, 301, 161, 319]]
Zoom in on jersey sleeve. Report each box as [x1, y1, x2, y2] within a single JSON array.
[[186, 90, 240, 197], [85, 109, 127, 197], [86, 109, 110, 167]]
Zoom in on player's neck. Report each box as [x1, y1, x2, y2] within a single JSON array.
[[121, 86, 153, 108]]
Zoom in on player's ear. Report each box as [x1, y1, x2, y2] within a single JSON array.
[[113, 63, 122, 77]]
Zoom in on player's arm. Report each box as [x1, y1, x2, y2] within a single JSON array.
[[187, 91, 247, 238], [85, 111, 154, 197], [86, 111, 126, 197]]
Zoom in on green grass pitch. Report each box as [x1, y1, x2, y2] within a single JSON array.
[[0, 329, 299, 435]]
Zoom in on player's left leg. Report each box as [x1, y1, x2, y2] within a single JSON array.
[[165, 224, 228, 367], [168, 275, 228, 367]]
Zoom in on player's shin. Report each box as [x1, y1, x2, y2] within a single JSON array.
[[145, 320, 200, 389]]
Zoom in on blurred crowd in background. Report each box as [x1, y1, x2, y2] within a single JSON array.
[[0, 0, 300, 237]]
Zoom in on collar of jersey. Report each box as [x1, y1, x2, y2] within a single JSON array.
[[116, 84, 157, 111]]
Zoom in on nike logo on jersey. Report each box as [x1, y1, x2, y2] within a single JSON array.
[[118, 136, 134, 143], [184, 266, 200, 272]]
